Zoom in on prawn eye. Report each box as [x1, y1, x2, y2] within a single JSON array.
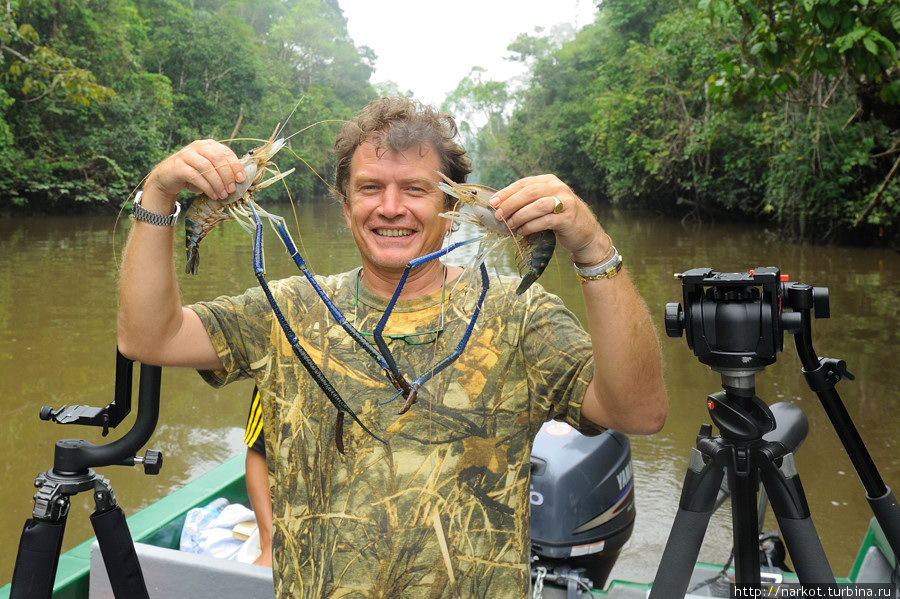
[[248, 150, 255, 155]]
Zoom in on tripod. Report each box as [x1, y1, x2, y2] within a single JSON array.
[[653, 270, 900, 597], [10, 352, 163, 599], [649, 370, 833, 597]]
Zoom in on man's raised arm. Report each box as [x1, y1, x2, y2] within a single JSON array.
[[117, 140, 245, 370], [489, 174, 668, 435]]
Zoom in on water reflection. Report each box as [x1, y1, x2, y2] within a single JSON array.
[[0, 204, 897, 586]]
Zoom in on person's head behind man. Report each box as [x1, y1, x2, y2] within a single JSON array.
[[334, 97, 473, 278]]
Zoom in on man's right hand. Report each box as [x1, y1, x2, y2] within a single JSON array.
[[144, 139, 247, 207]]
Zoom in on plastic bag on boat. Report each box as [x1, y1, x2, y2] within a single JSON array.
[[179, 498, 258, 562]]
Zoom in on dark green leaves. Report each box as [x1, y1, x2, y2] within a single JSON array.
[[0, 0, 376, 212]]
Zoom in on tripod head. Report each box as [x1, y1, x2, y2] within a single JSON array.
[[665, 267, 830, 394], [39, 351, 163, 475]]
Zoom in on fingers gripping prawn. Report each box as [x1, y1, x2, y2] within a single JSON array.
[[184, 134, 295, 274], [436, 175, 556, 295]]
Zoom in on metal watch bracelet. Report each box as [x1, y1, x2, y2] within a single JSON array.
[[131, 191, 182, 227], [573, 246, 623, 282]]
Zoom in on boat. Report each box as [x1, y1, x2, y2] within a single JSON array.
[[2, 415, 896, 598]]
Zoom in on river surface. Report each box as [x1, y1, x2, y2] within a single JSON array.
[[0, 202, 897, 587]]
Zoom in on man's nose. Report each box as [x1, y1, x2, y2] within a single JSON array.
[[379, 185, 406, 217]]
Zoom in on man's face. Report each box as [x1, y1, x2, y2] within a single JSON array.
[[343, 142, 450, 274]]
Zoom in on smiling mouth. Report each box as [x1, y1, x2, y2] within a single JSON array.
[[374, 228, 415, 237]]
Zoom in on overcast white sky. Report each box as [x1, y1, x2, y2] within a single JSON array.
[[338, 0, 598, 108]]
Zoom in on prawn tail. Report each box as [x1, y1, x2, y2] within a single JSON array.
[[184, 216, 204, 275], [515, 230, 556, 295], [515, 272, 537, 295]]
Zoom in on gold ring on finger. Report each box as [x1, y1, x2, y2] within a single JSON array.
[[552, 196, 564, 214]]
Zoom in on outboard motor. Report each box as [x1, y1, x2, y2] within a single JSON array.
[[530, 421, 635, 593]]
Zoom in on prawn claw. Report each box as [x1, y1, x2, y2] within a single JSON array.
[[514, 230, 555, 294]]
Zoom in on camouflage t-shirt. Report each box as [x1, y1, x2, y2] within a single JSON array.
[[190, 267, 598, 598]]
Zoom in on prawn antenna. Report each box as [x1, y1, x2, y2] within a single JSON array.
[[282, 119, 347, 144], [283, 147, 335, 193], [275, 95, 307, 140], [273, 164, 313, 272]]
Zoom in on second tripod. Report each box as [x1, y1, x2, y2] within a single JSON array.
[[10, 352, 163, 599], [652, 266, 899, 596]]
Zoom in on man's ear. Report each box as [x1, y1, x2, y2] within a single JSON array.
[[342, 200, 351, 228]]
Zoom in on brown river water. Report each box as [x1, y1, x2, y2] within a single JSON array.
[[0, 202, 897, 586]]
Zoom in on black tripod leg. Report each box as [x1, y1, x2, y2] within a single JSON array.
[[759, 450, 834, 583], [9, 516, 67, 599], [729, 448, 762, 584], [90, 482, 149, 599], [867, 487, 900, 560], [649, 447, 726, 599]]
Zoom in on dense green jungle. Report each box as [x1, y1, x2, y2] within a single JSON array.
[[1, 0, 898, 245]]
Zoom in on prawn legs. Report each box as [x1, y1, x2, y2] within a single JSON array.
[[373, 242, 490, 415]]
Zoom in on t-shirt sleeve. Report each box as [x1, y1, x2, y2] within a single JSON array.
[[244, 386, 266, 457], [187, 285, 274, 388], [521, 285, 605, 435]]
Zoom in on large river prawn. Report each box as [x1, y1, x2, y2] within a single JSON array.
[[116, 113, 391, 452]]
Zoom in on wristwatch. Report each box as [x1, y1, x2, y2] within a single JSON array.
[[131, 191, 181, 227], [574, 246, 623, 282]]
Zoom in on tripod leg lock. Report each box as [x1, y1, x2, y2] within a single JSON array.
[[802, 357, 855, 393], [93, 477, 118, 513], [759, 450, 812, 519], [32, 478, 70, 521], [680, 446, 727, 513]]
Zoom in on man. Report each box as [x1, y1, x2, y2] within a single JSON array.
[[118, 96, 667, 597]]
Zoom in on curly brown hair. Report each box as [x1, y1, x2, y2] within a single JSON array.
[[333, 97, 471, 206]]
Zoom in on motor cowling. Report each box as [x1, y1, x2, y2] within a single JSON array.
[[530, 421, 636, 590]]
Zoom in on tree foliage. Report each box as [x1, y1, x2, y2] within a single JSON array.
[[1, 1, 115, 105], [0, 0, 376, 212], [705, 0, 900, 127], [449, 0, 899, 243]]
